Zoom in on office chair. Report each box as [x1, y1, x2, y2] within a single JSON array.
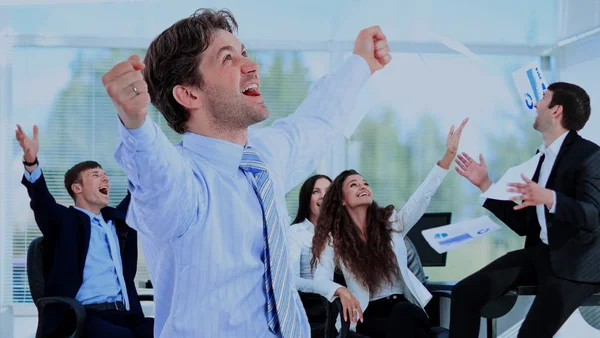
[[27, 236, 87, 338], [28, 236, 155, 338], [406, 213, 523, 338]]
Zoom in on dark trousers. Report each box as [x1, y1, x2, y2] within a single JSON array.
[[83, 309, 153, 338], [356, 294, 432, 338], [299, 291, 328, 337], [450, 244, 600, 338]]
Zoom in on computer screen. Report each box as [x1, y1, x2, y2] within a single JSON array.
[[406, 212, 452, 267]]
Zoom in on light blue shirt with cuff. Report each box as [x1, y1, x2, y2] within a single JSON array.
[[114, 54, 371, 338]]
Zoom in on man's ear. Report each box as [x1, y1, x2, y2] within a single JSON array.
[[552, 104, 564, 120], [71, 182, 83, 195], [173, 85, 203, 109]]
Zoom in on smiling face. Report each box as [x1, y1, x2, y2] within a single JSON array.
[[70, 167, 110, 213], [341, 174, 373, 210], [533, 90, 560, 133], [196, 29, 269, 129], [309, 177, 331, 223]]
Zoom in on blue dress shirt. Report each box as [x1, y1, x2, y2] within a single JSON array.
[[114, 54, 371, 338]]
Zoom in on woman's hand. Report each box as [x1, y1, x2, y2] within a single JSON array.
[[438, 117, 469, 169], [334, 287, 363, 325]]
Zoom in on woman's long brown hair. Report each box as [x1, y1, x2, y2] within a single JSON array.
[[310, 169, 400, 293]]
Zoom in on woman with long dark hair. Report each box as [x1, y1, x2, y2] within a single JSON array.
[[311, 118, 468, 338], [289, 174, 332, 291], [288, 174, 332, 334]]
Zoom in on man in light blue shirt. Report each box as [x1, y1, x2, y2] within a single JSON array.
[[16, 125, 153, 337], [102, 8, 391, 338]]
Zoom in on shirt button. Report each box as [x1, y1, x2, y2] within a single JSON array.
[[547, 222, 552, 228]]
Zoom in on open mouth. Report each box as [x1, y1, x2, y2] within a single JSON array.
[[242, 83, 261, 97], [99, 187, 109, 196], [357, 192, 369, 197]]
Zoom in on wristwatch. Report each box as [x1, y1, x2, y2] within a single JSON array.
[[23, 157, 38, 166]]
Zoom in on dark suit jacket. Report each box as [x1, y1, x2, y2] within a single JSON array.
[[22, 171, 144, 331], [483, 131, 600, 283]]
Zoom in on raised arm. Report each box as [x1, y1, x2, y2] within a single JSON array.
[[115, 190, 131, 217], [251, 27, 390, 192], [395, 119, 467, 235], [455, 150, 528, 236], [103, 56, 202, 240], [16, 125, 67, 240]]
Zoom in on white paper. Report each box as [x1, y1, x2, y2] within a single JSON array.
[[512, 60, 548, 113], [421, 216, 500, 254], [430, 32, 484, 64], [482, 153, 542, 201]]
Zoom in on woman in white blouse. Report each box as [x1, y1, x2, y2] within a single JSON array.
[[288, 174, 332, 326], [311, 118, 468, 338]]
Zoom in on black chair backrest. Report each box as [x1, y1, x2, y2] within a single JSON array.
[[406, 212, 452, 267], [27, 236, 46, 303], [405, 237, 427, 284]]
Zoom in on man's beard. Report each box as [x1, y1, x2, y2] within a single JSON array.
[[204, 83, 269, 130]]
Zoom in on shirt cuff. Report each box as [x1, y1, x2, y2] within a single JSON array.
[[24, 166, 42, 183], [479, 183, 495, 206], [432, 163, 450, 175], [118, 116, 157, 151], [548, 191, 557, 213]]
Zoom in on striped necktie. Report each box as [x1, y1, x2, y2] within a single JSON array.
[[240, 146, 300, 338]]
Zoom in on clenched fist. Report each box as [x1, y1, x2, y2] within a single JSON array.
[[102, 55, 150, 129], [353, 26, 392, 74]]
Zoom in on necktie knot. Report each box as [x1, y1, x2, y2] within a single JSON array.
[[240, 146, 267, 174]]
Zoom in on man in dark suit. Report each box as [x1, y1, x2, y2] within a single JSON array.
[[450, 82, 600, 338], [16, 124, 153, 338]]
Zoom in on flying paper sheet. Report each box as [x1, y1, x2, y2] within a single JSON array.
[[512, 60, 548, 113], [430, 32, 484, 64], [482, 152, 542, 201], [421, 216, 500, 254]]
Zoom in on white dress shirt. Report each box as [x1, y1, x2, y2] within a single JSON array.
[[536, 131, 568, 244], [114, 55, 371, 338], [288, 219, 317, 293], [370, 273, 405, 301]]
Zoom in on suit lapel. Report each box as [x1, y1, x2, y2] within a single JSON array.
[[72, 208, 92, 274], [545, 131, 577, 189]]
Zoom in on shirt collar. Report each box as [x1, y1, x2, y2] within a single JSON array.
[[539, 131, 569, 158], [74, 206, 104, 223], [182, 132, 246, 177], [301, 219, 315, 232]]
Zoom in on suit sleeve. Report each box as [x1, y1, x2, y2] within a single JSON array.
[[21, 169, 68, 240], [482, 199, 528, 236], [553, 149, 600, 232], [116, 190, 132, 217]]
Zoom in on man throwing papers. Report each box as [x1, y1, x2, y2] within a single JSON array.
[[450, 82, 600, 338]]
